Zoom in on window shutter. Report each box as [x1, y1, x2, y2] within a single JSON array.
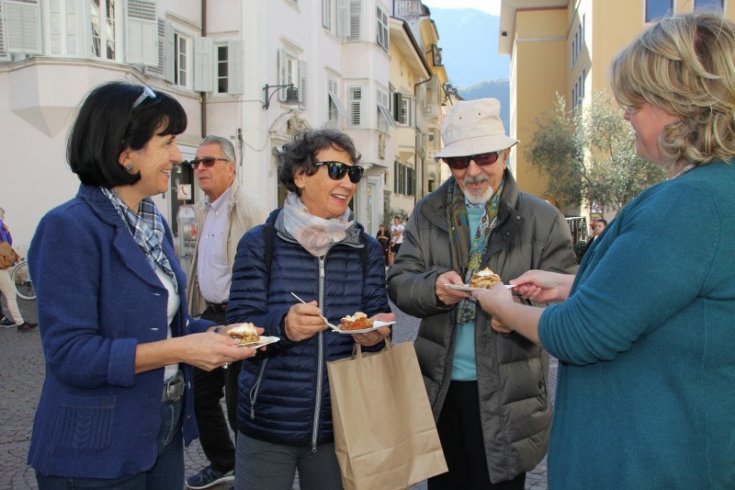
[[193, 36, 213, 92], [163, 20, 175, 83], [349, 0, 361, 41], [336, 0, 346, 37], [298, 59, 307, 108], [126, 0, 157, 66], [278, 49, 289, 102], [350, 87, 362, 126], [0, 1, 8, 59], [322, 0, 331, 30], [6, 0, 41, 54], [393, 92, 403, 121], [228, 39, 243, 95]]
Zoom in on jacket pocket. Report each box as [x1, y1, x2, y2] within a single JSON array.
[[51, 394, 115, 451]]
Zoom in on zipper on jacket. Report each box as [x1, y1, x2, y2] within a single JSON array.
[[249, 359, 269, 420], [311, 255, 327, 452]]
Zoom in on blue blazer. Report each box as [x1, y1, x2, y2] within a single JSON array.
[[27, 185, 208, 479]]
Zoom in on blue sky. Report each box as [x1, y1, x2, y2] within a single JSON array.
[[422, 0, 501, 15]]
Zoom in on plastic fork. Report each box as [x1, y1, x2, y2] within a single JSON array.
[[289, 292, 340, 331]]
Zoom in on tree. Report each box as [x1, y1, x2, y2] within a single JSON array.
[[526, 93, 666, 214]]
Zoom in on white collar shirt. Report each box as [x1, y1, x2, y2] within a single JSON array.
[[197, 185, 233, 304]]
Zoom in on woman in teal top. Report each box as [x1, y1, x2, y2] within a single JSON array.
[[473, 12, 735, 489]]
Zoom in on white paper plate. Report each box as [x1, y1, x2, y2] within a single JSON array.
[[445, 283, 515, 292], [237, 335, 280, 348], [330, 320, 396, 334]]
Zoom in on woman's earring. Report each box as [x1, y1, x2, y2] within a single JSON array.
[[125, 163, 134, 172]]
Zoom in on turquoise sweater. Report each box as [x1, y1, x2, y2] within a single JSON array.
[[539, 162, 735, 489]]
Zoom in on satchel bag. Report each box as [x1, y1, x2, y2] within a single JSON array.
[[0, 242, 18, 269], [328, 339, 447, 490]]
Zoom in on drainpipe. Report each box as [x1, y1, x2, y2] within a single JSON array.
[[200, 0, 207, 137], [413, 75, 432, 206]]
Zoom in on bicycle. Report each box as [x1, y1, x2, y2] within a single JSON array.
[[11, 259, 36, 301]]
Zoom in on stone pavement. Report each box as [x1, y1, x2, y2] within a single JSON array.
[[0, 298, 554, 490]]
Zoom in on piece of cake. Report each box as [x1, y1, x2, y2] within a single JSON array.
[[468, 268, 502, 288], [339, 312, 374, 331], [226, 323, 260, 344]]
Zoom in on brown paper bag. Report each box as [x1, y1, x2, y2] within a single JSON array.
[[327, 340, 447, 490]]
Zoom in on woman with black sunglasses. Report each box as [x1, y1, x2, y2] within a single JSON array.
[[225, 128, 394, 489], [26, 81, 258, 489]]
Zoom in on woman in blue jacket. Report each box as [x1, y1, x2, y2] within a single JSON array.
[[28, 82, 257, 489], [226, 129, 394, 490], [473, 12, 735, 489]]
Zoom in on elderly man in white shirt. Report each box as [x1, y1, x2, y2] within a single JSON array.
[[185, 135, 266, 490]]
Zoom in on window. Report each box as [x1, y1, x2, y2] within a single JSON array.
[[349, 87, 363, 126], [328, 78, 346, 125], [349, 0, 361, 41], [278, 49, 307, 106], [174, 32, 191, 87], [394, 161, 415, 196], [322, 0, 332, 30], [4, 0, 42, 55], [394, 93, 411, 125], [377, 88, 393, 133], [376, 6, 388, 50], [645, 0, 672, 22], [694, 0, 723, 11], [215, 44, 228, 93], [90, 0, 119, 60], [48, 0, 79, 56]]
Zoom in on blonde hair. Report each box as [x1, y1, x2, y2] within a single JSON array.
[[611, 12, 735, 165]]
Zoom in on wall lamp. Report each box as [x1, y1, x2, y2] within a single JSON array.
[[263, 83, 298, 109]]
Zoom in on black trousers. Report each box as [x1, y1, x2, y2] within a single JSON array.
[[428, 380, 526, 490], [192, 308, 241, 472]]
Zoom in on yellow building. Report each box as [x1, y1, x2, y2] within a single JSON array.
[[499, 0, 732, 216]]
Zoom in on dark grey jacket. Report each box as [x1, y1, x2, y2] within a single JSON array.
[[387, 171, 577, 483]]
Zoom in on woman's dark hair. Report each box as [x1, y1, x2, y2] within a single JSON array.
[[67, 81, 187, 187], [277, 128, 361, 195]]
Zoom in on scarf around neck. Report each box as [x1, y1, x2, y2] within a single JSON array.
[[101, 187, 178, 290], [447, 177, 505, 324], [282, 192, 355, 257]]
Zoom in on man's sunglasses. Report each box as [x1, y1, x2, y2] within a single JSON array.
[[315, 161, 365, 184], [187, 157, 230, 169], [443, 151, 500, 170]]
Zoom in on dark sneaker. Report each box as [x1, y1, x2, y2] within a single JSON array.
[[186, 465, 234, 489], [17, 322, 37, 332], [0, 317, 14, 326]]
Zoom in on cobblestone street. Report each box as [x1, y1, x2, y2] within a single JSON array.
[[0, 299, 553, 489]]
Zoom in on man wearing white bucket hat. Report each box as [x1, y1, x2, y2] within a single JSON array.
[[388, 98, 576, 489]]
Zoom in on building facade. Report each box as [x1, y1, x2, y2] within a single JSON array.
[[0, 0, 448, 250]]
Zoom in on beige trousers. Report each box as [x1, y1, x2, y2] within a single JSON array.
[[0, 267, 23, 325]]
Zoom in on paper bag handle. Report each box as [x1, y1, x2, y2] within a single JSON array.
[[353, 337, 392, 359]]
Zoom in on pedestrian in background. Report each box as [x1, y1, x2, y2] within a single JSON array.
[[27, 81, 257, 489], [0, 207, 35, 331], [227, 128, 393, 490], [387, 98, 577, 489], [185, 135, 266, 490], [473, 12, 735, 488], [388, 215, 404, 266], [376, 222, 390, 266]]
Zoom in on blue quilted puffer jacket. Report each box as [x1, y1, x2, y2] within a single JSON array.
[[226, 209, 390, 448]]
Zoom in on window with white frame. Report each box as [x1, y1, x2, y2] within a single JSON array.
[[90, 0, 120, 60], [278, 49, 307, 106], [48, 0, 80, 56], [349, 86, 363, 127], [328, 78, 346, 125], [174, 31, 191, 88], [322, 0, 332, 30], [394, 93, 411, 125], [376, 5, 388, 50], [377, 88, 393, 133], [215, 44, 229, 93]]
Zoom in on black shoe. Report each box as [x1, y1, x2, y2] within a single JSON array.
[[186, 465, 235, 489], [0, 317, 14, 326], [17, 322, 37, 332]]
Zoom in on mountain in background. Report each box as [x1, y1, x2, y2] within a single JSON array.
[[428, 7, 511, 129]]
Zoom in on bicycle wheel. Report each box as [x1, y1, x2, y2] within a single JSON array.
[[11, 260, 36, 300]]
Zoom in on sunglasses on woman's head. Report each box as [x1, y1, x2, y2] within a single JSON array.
[[187, 157, 230, 169], [443, 151, 500, 170], [132, 85, 157, 110], [314, 161, 365, 184]]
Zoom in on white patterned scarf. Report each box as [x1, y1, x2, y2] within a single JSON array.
[[282, 192, 354, 257]]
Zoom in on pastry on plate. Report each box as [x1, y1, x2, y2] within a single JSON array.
[[339, 312, 374, 331], [468, 268, 502, 288]]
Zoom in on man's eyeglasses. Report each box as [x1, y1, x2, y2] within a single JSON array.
[[187, 157, 230, 169], [314, 161, 365, 184], [443, 151, 500, 170], [132, 85, 157, 110]]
